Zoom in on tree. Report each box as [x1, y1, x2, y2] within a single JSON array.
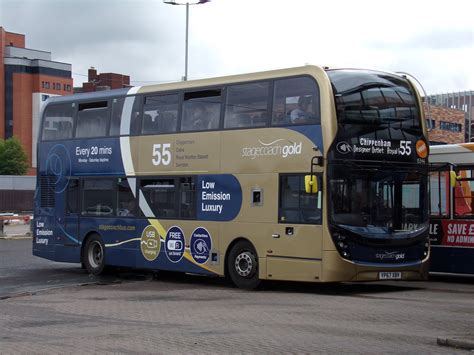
[[0, 137, 28, 175]]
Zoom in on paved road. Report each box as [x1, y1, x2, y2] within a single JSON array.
[[0, 238, 126, 299], [0, 238, 473, 353]]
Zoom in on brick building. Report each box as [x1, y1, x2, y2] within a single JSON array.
[[76, 67, 130, 93], [0, 27, 73, 174], [427, 91, 474, 142], [425, 104, 465, 145]]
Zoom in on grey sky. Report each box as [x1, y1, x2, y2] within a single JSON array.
[[1, 0, 473, 94]]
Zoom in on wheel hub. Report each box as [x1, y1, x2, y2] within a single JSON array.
[[235, 251, 255, 277], [88, 241, 103, 269]]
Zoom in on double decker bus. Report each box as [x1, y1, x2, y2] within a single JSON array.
[[33, 65, 430, 289], [429, 143, 474, 274]]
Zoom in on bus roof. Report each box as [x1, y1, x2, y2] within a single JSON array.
[[430, 143, 474, 164], [45, 87, 131, 104], [44, 65, 413, 105]]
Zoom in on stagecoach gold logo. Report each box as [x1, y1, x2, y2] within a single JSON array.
[[242, 139, 302, 160], [375, 251, 405, 261], [141, 225, 161, 261]]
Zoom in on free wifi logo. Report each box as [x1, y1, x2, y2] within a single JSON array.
[[416, 140, 428, 159]]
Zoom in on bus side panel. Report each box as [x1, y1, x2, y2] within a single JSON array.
[[33, 213, 81, 263], [219, 223, 323, 282], [266, 258, 321, 282], [430, 246, 474, 274], [83, 218, 219, 275], [429, 218, 474, 274]]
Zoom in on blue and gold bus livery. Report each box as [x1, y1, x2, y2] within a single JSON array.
[[34, 66, 430, 288]]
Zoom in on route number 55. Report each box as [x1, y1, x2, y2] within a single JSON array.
[[152, 143, 171, 166], [399, 141, 412, 156]]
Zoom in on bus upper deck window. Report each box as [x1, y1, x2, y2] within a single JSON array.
[[41, 103, 74, 141], [224, 82, 269, 129], [110, 98, 125, 136], [76, 101, 109, 138], [142, 94, 179, 135], [181, 90, 221, 132], [272, 77, 320, 126]]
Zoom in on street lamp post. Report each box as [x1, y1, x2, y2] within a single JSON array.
[[163, 0, 210, 81]]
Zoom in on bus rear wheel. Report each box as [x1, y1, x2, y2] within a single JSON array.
[[228, 241, 261, 289], [83, 234, 106, 275]]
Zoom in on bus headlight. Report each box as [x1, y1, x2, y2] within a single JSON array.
[[423, 238, 430, 257], [333, 232, 350, 259]]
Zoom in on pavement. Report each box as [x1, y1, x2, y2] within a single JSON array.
[[0, 223, 31, 239], [1, 223, 473, 351]]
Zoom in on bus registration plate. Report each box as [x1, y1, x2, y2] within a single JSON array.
[[379, 272, 401, 280]]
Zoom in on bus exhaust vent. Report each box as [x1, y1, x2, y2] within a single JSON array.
[[40, 176, 55, 208]]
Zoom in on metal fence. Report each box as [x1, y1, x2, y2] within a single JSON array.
[[0, 176, 35, 213]]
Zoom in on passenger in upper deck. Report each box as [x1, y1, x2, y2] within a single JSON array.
[[190, 102, 208, 130], [290, 96, 316, 124]]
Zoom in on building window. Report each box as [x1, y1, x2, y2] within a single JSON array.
[[440, 121, 462, 132], [426, 119, 436, 129]]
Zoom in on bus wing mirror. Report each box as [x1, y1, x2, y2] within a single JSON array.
[[450, 171, 458, 187], [305, 175, 318, 194]]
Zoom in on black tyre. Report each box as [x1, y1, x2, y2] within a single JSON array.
[[227, 240, 261, 290], [83, 234, 106, 275]]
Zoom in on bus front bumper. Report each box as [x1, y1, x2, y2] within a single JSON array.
[[321, 250, 430, 282]]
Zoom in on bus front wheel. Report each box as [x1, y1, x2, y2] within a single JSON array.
[[83, 234, 106, 275], [228, 241, 261, 289]]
